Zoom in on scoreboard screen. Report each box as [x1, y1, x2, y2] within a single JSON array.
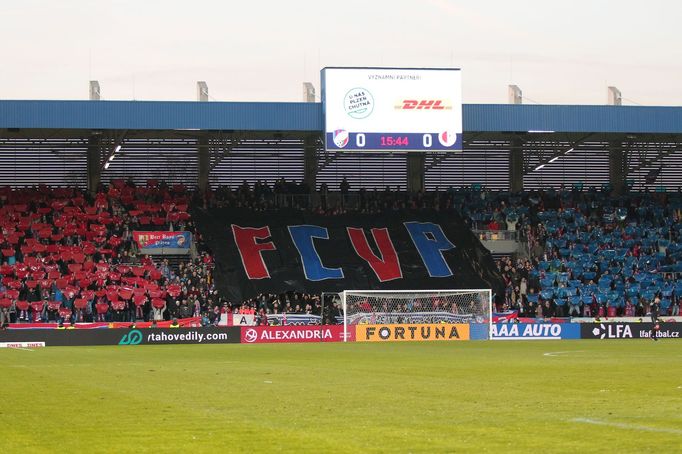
[[321, 67, 462, 152]]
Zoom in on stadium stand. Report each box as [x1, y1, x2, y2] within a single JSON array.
[[493, 189, 682, 319], [0, 181, 219, 326], [1, 178, 681, 326], [204, 182, 682, 322]]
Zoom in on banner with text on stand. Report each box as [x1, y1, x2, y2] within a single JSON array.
[[133, 231, 191, 255]]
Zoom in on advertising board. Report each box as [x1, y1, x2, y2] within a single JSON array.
[[355, 323, 469, 342]]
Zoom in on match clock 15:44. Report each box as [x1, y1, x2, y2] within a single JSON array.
[[380, 136, 409, 147]]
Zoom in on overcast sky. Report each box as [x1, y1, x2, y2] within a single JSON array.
[[2, 0, 681, 105]]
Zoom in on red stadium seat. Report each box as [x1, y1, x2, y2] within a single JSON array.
[[81, 290, 95, 301], [58, 307, 72, 319], [82, 260, 95, 271], [24, 257, 40, 268], [95, 263, 109, 273], [68, 263, 83, 273], [133, 294, 147, 306], [64, 286, 79, 299], [96, 302, 109, 315], [167, 284, 181, 298], [106, 290, 119, 302], [56, 278, 69, 289]]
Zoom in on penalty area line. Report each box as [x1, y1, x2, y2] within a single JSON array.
[[572, 418, 682, 435], [543, 350, 584, 357]]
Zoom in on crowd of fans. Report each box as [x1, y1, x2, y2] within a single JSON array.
[[493, 189, 682, 318], [0, 181, 221, 326], [3, 178, 682, 327]]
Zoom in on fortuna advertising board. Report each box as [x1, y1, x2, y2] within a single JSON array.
[[356, 323, 470, 342]]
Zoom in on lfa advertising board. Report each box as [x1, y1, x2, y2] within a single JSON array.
[[321, 67, 462, 152]]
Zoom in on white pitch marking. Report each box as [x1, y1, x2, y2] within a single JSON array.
[[543, 350, 585, 357], [10, 347, 34, 352], [572, 418, 682, 435]]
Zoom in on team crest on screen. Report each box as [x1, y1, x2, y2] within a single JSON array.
[[333, 129, 349, 148], [438, 131, 457, 147], [344, 87, 374, 119]]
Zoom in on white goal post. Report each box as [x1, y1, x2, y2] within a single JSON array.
[[341, 289, 493, 341]]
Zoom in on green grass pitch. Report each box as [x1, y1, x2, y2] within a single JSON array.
[[1, 340, 681, 453]]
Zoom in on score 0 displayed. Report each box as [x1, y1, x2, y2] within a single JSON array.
[[321, 67, 462, 152]]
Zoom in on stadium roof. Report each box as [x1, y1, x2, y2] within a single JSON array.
[[2, 100, 682, 134]]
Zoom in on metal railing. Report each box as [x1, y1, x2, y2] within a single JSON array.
[[473, 230, 519, 241]]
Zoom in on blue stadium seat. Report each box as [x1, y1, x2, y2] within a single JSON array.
[[540, 289, 555, 300], [582, 271, 597, 282], [526, 294, 539, 304]]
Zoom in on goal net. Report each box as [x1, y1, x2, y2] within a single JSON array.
[[342, 289, 492, 341]]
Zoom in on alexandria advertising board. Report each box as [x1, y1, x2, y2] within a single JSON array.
[[491, 323, 581, 340], [240, 325, 353, 344], [322, 67, 462, 152]]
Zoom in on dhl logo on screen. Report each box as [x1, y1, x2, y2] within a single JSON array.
[[394, 99, 452, 110], [357, 324, 470, 342]]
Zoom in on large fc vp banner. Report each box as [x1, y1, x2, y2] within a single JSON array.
[[193, 209, 503, 301]]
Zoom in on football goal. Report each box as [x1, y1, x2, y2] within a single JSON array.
[[341, 289, 492, 341]]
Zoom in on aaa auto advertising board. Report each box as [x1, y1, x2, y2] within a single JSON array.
[[491, 323, 581, 340], [580, 323, 682, 340], [240, 325, 353, 344]]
